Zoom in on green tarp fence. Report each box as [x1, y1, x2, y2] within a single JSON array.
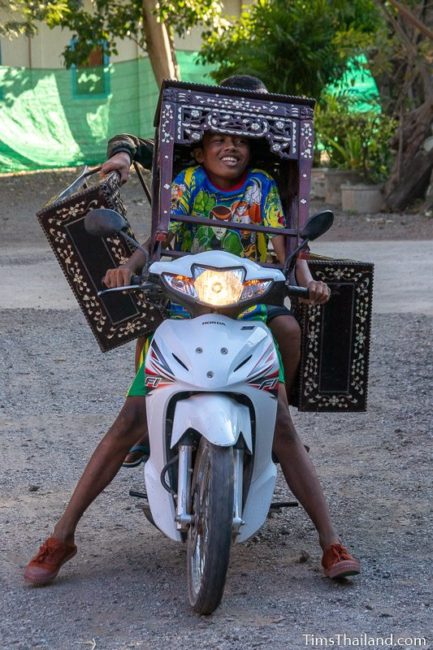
[[0, 52, 378, 174], [327, 55, 380, 113], [0, 51, 215, 173]]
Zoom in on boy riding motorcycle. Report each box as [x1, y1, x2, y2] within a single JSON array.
[[24, 79, 360, 586]]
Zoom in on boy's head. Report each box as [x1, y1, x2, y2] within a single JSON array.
[[220, 75, 268, 94], [191, 75, 268, 189], [193, 132, 251, 190]]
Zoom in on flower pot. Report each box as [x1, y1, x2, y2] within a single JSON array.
[[324, 169, 364, 205], [341, 183, 384, 214], [311, 167, 328, 199]]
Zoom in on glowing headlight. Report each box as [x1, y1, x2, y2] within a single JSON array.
[[162, 266, 273, 307], [193, 267, 244, 306]]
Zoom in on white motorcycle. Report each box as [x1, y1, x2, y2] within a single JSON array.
[[85, 209, 333, 614]]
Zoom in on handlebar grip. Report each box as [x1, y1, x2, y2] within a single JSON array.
[[286, 285, 309, 299], [130, 274, 142, 285]]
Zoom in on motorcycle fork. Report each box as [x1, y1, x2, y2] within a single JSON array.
[[232, 448, 244, 535], [175, 441, 244, 535], [175, 443, 193, 531]]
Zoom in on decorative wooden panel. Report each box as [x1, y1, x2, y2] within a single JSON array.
[[292, 258, 374, 412], [37, 170, 163, 352]]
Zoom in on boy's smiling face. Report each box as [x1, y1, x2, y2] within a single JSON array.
[[194, 132, 250, 190]]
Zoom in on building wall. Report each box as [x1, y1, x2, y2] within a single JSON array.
[[0, 0, 244, 68]]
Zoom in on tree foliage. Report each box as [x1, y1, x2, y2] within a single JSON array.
[[316, 93, 397, 183], [200, 0, 433, 207], [199, 0, 381, 98]]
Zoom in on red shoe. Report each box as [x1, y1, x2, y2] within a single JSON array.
[[322, 543, 360, 579], [24, 537, 77, 585]]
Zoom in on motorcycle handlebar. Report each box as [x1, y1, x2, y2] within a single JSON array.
[[285, 285, 310, 299], [99, 279, 310, 301]]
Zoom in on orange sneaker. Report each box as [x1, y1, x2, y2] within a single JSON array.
[[322, 543, 360, 579], [24, 537, 77, 586]]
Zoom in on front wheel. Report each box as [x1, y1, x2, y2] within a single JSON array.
[[187, 438, 234, 615]]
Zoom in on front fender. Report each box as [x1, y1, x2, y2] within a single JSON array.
[[170, 394, 252, 450]]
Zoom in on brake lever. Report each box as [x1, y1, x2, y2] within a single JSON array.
[[98, 280, 162, 298]]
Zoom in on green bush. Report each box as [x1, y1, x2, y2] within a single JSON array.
[[200, 0, 380, 99], [315, 94, 397, 183]]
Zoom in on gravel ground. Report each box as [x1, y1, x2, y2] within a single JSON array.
[[0, 169, 432, 650]]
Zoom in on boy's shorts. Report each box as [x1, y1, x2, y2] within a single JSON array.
[[127, 305, 294, 397]]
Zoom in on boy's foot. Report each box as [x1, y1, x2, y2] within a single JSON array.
[[24, 537, 77, 585], [321, 543, 360, 579], [122, 443, 149, 468]]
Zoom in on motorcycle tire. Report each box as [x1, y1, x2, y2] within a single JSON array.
[[187, 438, 234, 615]]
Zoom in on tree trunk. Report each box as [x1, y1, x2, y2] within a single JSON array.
[[141, 0, 179, 87], [385, 148, 433, 210], [384, 98, 433, 210], [372, 1, 433, 210]]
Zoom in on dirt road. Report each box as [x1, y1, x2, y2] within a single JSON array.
[[1, 170, 432, 650]]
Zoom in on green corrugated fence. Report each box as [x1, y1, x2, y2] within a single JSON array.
[[0, 52, 215, 173]]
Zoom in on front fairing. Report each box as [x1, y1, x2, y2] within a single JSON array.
[[144, 313, 280, 543], [145, 314, 280, 394]]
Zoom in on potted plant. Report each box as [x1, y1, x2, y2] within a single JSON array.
[[315, 93, 396, 211]]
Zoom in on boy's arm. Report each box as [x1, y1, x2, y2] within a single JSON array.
[[271, 237, 329, 304], [101, 151, 132, 184], [271, 235, 287, 265], [101, 134, 154, 183], [102, 167, 187, 288], [264, 177, 329, 304], [102, 233, 174, 288], [295, 259, 330, 305], [102, 239, 150, 288]]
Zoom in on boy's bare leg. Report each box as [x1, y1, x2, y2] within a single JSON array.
[[273, 385, 360, 577], [270, 315, 338, 545], [122, 339, 149, 467], [268, 315, 301, 401], [272, 384, 338, 550], [52, 396, 147, 544], [134, 337, 147, 373], [25, 396, 149, 584], [270, 315, 360, 576]]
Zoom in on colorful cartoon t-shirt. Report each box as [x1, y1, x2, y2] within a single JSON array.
[[170, 166, 284, 263]]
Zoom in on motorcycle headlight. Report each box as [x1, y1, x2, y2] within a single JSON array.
[[193, 267, 244, 306], [162, 265, 273, 307]]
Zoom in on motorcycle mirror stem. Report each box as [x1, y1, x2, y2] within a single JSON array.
[[282, 210, 334, 277], [282, 239, 309, 277]]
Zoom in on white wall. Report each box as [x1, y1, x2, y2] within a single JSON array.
[[0, 0, 244, 68]]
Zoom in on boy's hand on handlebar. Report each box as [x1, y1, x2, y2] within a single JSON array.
[[305, 280, 331, 305], [101, 152, 131, 184], [102, 266, 133, 288]]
